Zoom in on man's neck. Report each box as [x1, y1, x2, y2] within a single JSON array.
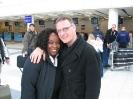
[[67, 35, 78, 47]]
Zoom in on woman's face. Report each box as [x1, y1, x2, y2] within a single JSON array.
[[48, 33, 61, 58]]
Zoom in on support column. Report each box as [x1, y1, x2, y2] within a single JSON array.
[[108, 8, 118, 30]]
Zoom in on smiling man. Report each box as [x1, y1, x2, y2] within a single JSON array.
[[30, 16, 101, 99]]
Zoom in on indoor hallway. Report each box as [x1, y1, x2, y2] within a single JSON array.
[[1, 42, 133, 99]]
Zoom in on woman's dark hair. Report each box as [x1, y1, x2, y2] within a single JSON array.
[[36, 28, 60, 56]]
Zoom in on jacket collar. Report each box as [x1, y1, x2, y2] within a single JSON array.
[[49, 55, 58, 67], [73, 34, 86, 57], [61, 34, 86, 66]]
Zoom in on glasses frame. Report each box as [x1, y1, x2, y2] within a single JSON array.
[[57, 25, 73, 33]]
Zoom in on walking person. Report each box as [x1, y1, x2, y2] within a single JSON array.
[[87, 33, 104, 77], [30, 16, 101, 99], [92, 25, 104, 77], [21, 28, 62, 99], [116, 26, 130, 48], [0, 38, 10, 84]]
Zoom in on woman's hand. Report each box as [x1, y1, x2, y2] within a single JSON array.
[[30, 47, 44, 63], [5, 59, 10, 64]]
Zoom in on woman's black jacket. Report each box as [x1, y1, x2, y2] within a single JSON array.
[[21, 57, 57, 99]]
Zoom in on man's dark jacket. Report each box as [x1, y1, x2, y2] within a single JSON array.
[[116, 31, 130, 44], [104, 29, 118, 46], [58, 35, 101, 99]]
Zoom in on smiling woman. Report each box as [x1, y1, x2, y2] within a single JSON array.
[[21, 28, 62, 99]]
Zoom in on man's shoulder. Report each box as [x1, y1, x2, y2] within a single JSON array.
[[107, 29, 111, 32], [84, 42, 96, 52], [81, 43, 98, 61], [23, 32, 30, 37], [25, 31, 33, 36]]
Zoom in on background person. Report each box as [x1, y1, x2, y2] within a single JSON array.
[[92, 25, 104, 76], [116, 26, 130, 48], [92, 25, 104, 41], [0, 38, 10, 84], [30, 16, 101, 99], [21, 28, 62, 99], [129, 31, 133, 48], [103, 24, 118, 68], [87, 33, 104, 77], [22, 24, 38, 56]]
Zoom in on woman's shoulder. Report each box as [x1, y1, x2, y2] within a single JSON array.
[[23, 57, 44, 72]]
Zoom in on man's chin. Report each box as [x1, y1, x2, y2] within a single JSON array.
[[62, 40, 68, 44]]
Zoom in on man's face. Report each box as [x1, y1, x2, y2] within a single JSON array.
[[112, 24, 116, 31], [29, 25, 35, 31], [121, 27, 126, 31], [56, 20, 76, 44]]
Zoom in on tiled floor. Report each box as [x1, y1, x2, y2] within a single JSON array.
[[1, 42, 133, 99], [99, 69, 133, 99]]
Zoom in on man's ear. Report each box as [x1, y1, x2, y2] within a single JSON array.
[[72, 23, 76, 31]]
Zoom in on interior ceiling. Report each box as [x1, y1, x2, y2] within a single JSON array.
[[0, 7, 132, 21], [33, 7, 133, 19], [0, 0, 133, 21]]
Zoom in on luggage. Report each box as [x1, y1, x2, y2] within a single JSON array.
[[111, 48, 133, 70], [0, 84, 11, 99], [110, 40, 118, 52], [17, 55, 28, 72]]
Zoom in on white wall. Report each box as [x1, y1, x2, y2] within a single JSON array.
[[0, 0, 133, 17]]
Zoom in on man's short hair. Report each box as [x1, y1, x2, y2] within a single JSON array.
[[29, 23, 35, 27], [55, 16, 74, 25]]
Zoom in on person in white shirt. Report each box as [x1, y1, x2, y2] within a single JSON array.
[[87, 33, 103, 77], [0, 38, 10, 84]]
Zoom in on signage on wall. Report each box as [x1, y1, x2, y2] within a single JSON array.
[[24, 16, 32, 23]]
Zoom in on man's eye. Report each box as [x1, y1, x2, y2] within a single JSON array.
[[63, 27, 69, 31]]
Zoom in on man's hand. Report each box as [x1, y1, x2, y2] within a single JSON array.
[[107, 43, 111, 49], [30, 47, 44, 63]]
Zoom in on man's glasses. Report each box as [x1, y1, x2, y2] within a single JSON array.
[[57, 25, 72, 33]]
